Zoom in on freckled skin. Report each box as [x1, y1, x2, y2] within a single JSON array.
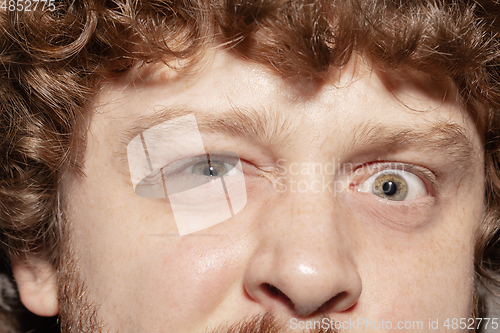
[[62, 52, 483, 332]]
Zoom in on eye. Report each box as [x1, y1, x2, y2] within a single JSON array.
[[190, 159, 232, 178], [169, 153, 242, 180], [134, 152, 244, 198], [358, 169, 427, 201]]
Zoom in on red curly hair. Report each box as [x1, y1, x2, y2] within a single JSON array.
[[1, 0, 500, 328]]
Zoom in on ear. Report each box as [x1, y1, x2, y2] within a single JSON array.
[[11, 260, 59, 317]]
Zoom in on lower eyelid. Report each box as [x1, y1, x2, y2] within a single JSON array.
[[344, 189, 437, 230], [365, 197, 436, 229]]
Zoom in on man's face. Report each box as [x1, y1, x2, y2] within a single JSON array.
[[61, 52, 484, 332]]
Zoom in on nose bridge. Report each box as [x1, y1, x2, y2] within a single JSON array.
[[277, 186, 341, 242], [243, 186, 362, 316], [273, 188, 355, 278], [273, 166, 347, 241], [277, 158, 348, 196]]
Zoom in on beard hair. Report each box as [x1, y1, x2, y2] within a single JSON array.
[[211, 313, 340, 333], [57, 247, 105, 333]]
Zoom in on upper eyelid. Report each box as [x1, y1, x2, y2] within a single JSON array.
[[161, 154, 209, 174]]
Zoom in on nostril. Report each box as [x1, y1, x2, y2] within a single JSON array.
[[317, 292, 347, 313], [264, 283, 283, 296], [245, 255, 362, 317], [262, 283, 293, 307]]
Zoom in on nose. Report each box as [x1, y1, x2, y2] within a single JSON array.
[[243, 191, 362, 317]]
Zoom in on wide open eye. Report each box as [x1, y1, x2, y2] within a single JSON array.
[[359, 169, 427, 201]]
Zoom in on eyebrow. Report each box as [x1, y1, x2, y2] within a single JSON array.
[[117, 106, 477, 172], [347, 120, 476, 172], [118, 106, 296, 152]]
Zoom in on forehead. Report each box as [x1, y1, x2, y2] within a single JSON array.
[[105, 52, 458, 108], [92, 51, 481, 160]]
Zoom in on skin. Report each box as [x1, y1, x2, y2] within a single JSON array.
[[15, 51, 485, 332]]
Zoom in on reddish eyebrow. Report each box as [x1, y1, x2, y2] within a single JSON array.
[[118, 105, 296, 151], [347, 120, 477, 172]]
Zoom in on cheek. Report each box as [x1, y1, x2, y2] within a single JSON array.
[[355, 220, 475, 322], [123, 240, 245, 331], [343, 189, 478, 320], [66, 177, 249, 331]]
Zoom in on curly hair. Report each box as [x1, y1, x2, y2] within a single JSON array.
[[1, 0, 500, 324]]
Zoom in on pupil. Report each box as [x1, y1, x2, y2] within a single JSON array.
[[203, 165, 217, 177], [382, 181, 397, 196]]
